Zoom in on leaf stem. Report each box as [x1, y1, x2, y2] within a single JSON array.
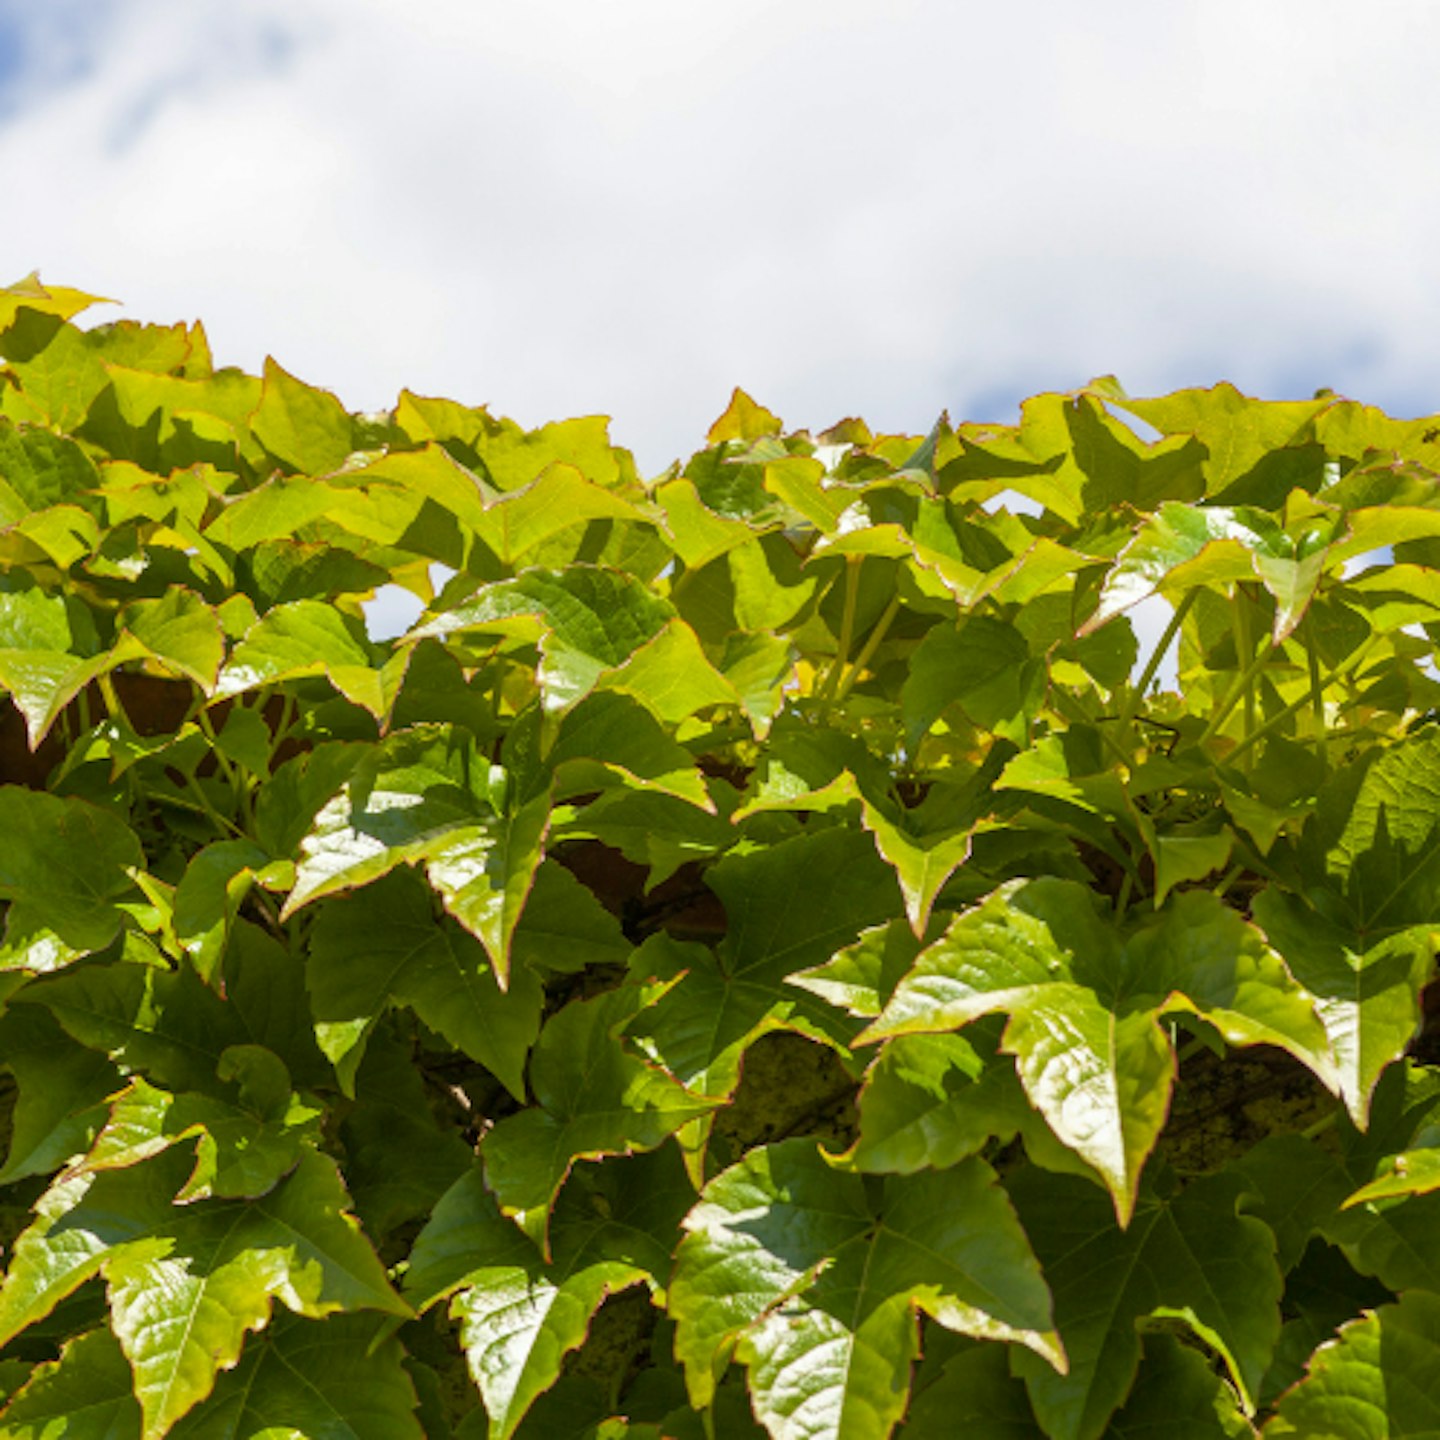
[[834, 591, 903, 702], [1115, 590, 1195, 743], [1233, 587, 1257, 770], [1196, 638, 1278, 750], [1212, 862, 1245, 900], [1305, 614, 1327, 766], [822, 556, 862, 699], [1223, 636, 1379, 768]]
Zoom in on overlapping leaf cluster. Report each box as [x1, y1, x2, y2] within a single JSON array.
[[2, 274, 1440, 1436]]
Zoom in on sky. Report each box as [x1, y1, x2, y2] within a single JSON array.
[[0, 2, 1436, 653], [5, 0, 1440, 480]]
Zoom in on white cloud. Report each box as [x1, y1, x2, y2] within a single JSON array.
[[4, 0, 1440, 473]]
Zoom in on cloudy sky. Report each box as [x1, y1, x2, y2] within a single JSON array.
[[2, 0, 1439, 478]]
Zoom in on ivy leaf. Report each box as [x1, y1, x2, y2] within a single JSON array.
[[858, 796, 975, 937], [422, 789, 552, 989], [415, 567, 674, 714], [172, 839, 274, 986], [0, 788, 142, 963], [863, 880, 1333, 1224], [215, 600, 394, 718], [307, 868, 542, 1099], [1226, 1135, 1351, 1274], [1264, 1289, 1440, 1438], [480, 981, 716, 1254], [18, 921, 328, 1100], [407, 1148, 692, 1440], [598, 618, 739, 725], [899, 614, 1035, 746], [283, 725, 548, 983], [336, 1025, 472, 1238], [668, 1138, 1062, 1436], [1006, 1167, 1281, 1440], [118, 587, 223, 692], [1251, 731, 1440, 1125], [903, 1344, 1043, 1439], [475, 462, 644, 566], [0, 1004, 122, 1185], [77, 1048, 322, 1202], [625, 827, 901, 1181], [510, 859, 632, 976], [789, 916, 930, 1021], [249, 357, 354, 474], [0, 1147, 406, 1437], [0, 1326, 142, 1440], [168, 1312, 424, 1440], [839, 1028, 1044, 1177], [203, 472, 349, 552]]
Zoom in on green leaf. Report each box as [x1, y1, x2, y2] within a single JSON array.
[[121, 587, 223, 692], [475, 462, 645, 566], [215, 600, 393, 718], [899, 615, 1034, 746], [542, 691, 713, 812], [788, 916, 930, 1021], [1007, 1167, 1281, 1440], [0, 1004, 123, 1184], [168, 1313, 424, 1440], [1227, 1135, 1351, 1274], [79, 1051, 322, 1202], [1105, 383, 1327, 493], [1265, 1289, 1440, 1438], [307, 868, 542, 1098], [407, 1149, 691, 1440], [202, 473, 343, 553], [1344, 1145, 1440, 1207], [863, 880, 1333, 1223], [250, 357, 354, 474], [0, 1326, 142, 1440], [1249, 737, 1440, 1127], [416, 567, 674, 714], [510, 859, 632, 976], [1084, 502, 1297, 635], [0, 307, 110, 433], [172, 839, 273, 985], [336, 1024, 472, 1237], [0, 1147, 406, 1437], [423, 788, 552, 988], [668, 1138, 1062, 1435], [480, 982, 715, 1254], [1107, 1334, 1255, 1438], [838, 1028, 1037, 1176], [284, 726, 549, 983], [625, 828, 901, 1179], [1308, 729, 1440, 935], [0, 419, 101, 518], [599, 619, 738, 725], [707, 388, 782, 444], [0, 787, 142, 961], [18, 925, 327, 1096], [858, 794, 977, 936], [903, 1344, 1041, 1439]]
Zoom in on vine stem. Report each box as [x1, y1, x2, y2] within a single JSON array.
[[1115, 590, 1195, 741], [833, 591, 902, 703], [1223, 635, 1380, 768], [1305, 614, 1327, 765], [821, 556, 861, 699], [1233, 586, 1257, 771], [1196, 637, 1279, 749]]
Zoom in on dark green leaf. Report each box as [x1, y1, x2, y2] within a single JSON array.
[[669, 1138, 1061, 1436]]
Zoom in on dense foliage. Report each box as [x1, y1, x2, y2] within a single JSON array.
[[1, 274, 1440, 1437]]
